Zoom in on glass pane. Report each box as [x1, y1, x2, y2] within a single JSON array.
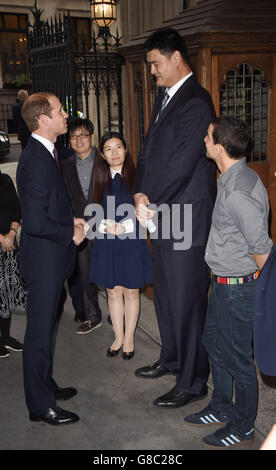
[[70, 17, 90, 50], [19, 15, 27, 30], [77, 19, 89, 35], [0, 31, 29, 86], [220, 62, 269, 162], [4, 14, 18, 29]]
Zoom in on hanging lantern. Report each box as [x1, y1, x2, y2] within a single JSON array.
[[89, 1, 119, 29]]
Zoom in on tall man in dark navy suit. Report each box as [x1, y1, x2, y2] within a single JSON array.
[[134, 28, 217, 408], [17, 92, 85, 425]]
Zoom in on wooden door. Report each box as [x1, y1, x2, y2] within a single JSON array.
[[125, 57, 155, 164], [212, 53, 273, 187], [211, 52, 276, 238]]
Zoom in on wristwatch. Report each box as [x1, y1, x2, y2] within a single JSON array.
[[10, 228, 18, 234]]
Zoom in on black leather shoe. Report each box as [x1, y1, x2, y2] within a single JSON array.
[[54, 387, 77, 401], [153, 385, 208, 408], [29, 406, 79, 425], [135, 360, 175, 379], [122, 351, 134, 360], [107, 346, 122, 357]]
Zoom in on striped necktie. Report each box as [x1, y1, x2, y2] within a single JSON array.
[[156, 91, 170, 122]]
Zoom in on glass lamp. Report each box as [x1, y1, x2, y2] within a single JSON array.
[[89, 0, 119, 29]]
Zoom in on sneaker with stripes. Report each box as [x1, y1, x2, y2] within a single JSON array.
[[4, 337, 23, 352], [0, 343, 10, 358], [184, 404, 229, 427], [202, 422, 255, 449]]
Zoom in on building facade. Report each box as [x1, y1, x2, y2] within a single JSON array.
[[1, 0, 276, 237], [118, 0, 276, 239]]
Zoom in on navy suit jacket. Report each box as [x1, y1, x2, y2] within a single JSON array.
[[254, 243, 276, 376], [16, 136, 76, 283], [134, 75, 217, 247]]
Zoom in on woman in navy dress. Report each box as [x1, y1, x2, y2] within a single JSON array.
[[89, 132, 152, 359]]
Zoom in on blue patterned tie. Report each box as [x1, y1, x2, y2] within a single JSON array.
[[156, 91, 170, 122]]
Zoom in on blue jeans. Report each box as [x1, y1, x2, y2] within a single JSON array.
[[203, 279, 258, 433]]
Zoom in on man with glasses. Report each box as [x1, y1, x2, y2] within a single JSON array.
[[62, 118, 102, 335]]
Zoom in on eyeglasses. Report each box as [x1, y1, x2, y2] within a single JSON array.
[[70, 133, 90, 140]]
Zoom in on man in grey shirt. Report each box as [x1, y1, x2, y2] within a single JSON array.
[[184, 116, 272, 449], [62, 118, 102, 335]]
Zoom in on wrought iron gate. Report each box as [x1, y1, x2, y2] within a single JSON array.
[[28, 4, 124, 141]]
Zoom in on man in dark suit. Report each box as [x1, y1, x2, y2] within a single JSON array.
[[134, 28, 217, 408], [12, 90, 31, 150], [17, 92, 85, 425], [61, 117, 102, 335]]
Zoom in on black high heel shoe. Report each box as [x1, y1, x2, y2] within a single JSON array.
[[122, 351, 135, 360], [107, 346, 122, 357]]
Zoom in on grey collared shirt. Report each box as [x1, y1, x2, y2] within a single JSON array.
[[76, 147, 96, 199], [205, 158, 272, 276]]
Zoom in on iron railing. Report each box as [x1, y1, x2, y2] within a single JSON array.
[[28, 5, 125, 142]]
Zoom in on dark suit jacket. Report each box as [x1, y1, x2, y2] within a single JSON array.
[[134, 75, 217, 248], [61, 150, 95, 220], [12, 101, 31, 143], [16, 136, 76, 283], [254, 244, 276, 376]]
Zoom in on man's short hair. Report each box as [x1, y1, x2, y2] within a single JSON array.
[[143, 28, 190, 65], [21, 92, 55, 132], [212, 116, 251, 159], [68, 117, 94, 136]]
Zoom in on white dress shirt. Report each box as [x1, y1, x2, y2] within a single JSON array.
[[32, 133, 55, 158], [165, 71, 193, 106]]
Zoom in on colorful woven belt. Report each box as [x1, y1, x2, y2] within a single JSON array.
[[212, 270, 260, 285]]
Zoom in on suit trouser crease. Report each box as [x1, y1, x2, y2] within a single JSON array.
[[203, 279, 258, 433], [152, 243, 210, 394], [23, 280, 64, 413]]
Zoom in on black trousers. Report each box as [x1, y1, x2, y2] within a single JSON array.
[[23, 280, 63, 413], [152, 243, 210, 394], [78, 239, 101, 323], [0, 316, 11, 340]]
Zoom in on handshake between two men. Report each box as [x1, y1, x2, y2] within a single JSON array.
[[73, 218, 87, 246]]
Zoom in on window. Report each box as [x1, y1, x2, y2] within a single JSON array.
[[69, 17, 91, 51], [220, 63, 269, 162], [0, 12, 29, 87]]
